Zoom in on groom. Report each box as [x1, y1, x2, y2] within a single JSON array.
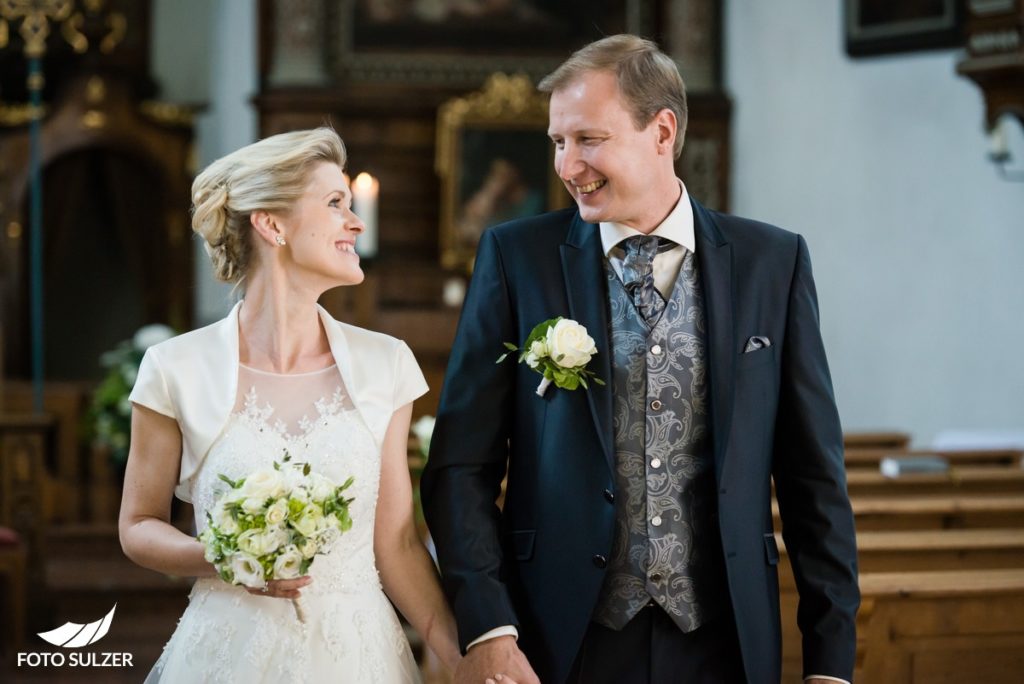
[[422, 35, 858, 684]]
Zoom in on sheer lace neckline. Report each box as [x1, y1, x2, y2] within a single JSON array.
[[238, 362, 337, 377], [232, 363, 351, 439]]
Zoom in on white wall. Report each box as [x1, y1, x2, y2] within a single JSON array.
[[151, 0, 211, 104], [152, 0, 258, 325], [725, 1, 1024, 445]]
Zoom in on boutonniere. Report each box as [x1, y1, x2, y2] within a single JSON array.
[[497, 317, 605, 397]]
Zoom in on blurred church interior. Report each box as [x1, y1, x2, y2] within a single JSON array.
[[1, 0, 1023, 681]]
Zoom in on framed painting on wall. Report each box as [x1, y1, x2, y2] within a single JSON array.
[[436, 73, 568, 273], [326, 0, 660, 85], [845, 0, 965, 56]]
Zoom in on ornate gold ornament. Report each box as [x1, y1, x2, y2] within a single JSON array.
[[139, 101, 194, 128], [0, 102, 44, 126], [436, 73, 549, 179], [0, 0, 123, 57], [85, 75, 105, 103], [0, 0, 74, 58], [61, 10, 86, 52]]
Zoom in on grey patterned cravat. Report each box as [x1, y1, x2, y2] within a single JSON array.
[[620, 236, 665, 325]]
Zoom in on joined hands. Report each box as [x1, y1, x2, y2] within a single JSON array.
[[454, 635, 537, 684]]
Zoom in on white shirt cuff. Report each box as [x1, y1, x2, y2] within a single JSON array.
[[805, 676, 850, 684], [467, 625, 519, 650]]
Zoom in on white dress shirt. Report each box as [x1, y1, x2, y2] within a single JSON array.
[[600, 179, 693, 296]]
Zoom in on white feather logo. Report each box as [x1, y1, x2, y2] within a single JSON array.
[[37, 604, 117, 648]]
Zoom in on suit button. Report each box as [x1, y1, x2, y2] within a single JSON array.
[[650, 458, 662, 468], [592, 555, 607, 568], [650, 572, 663, 582], [650, 399, 663, 411], [651, 515, 663, 527], [651, 344, 662, 355], [603, 489, 615, 504]]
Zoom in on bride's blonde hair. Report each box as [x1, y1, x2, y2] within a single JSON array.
[[191, 127, 347, 285]]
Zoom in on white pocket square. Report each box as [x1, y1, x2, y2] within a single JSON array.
[[743, 336, 771, 353]]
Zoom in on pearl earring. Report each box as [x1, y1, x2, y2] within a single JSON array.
[[275, 235, 286, 246]]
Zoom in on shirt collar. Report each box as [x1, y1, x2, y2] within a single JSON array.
[[599, 180, 694, 258]]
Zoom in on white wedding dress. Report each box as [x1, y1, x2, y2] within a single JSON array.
[[146, 364, 422, 683]]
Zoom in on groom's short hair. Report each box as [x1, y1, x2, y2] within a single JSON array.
[[538, 34, 688, 159]]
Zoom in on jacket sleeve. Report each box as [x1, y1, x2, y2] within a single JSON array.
[[129, 347, 177, 420], [420, 228, 520, 651], [771, 235, 860, 680]]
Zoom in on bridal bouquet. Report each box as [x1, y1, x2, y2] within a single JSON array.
[[198, 454, 354, 598], [498, 317, 604, 396]]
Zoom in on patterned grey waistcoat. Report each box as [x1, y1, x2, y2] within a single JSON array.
[[593, 250, 726, 633]]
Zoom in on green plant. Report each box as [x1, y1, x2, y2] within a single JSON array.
[[88, 325, 175, 465]]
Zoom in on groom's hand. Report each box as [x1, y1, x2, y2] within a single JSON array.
[[454, 635, 540, 684]]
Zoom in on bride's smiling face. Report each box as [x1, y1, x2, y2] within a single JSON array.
[[275, 162, 365, 289]]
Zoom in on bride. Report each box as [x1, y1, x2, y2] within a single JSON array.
[[119, 128, 461, 682]]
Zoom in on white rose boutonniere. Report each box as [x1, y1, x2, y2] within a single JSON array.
[[498, 317, 605, 397]]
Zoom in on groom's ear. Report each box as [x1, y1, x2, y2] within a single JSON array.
[[652, 108, 677, 156]]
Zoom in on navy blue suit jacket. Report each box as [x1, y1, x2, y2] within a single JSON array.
[[421, 198, 859, 683]]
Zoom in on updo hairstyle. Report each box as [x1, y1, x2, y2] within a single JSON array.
[[191, 127, 347, 284]]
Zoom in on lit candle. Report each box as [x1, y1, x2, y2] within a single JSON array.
[[351, 172, 379, 259]]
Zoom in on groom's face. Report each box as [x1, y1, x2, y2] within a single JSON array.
[[548, 69, 667, 232]]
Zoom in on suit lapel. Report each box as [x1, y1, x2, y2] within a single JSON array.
[[560, 213, 615, 472], [692, 198, 735, 483]]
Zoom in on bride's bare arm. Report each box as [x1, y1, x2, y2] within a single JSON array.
[[119, 404, 216, 578], [375, 402, 462, 672]]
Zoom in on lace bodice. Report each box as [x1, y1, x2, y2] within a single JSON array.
[[189, 364, 384, 597]]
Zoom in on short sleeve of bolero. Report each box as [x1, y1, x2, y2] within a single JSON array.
[[129, 347, 177, 419], [392, 341, 428, 410]]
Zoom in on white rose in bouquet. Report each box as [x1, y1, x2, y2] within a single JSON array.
[[299, 537, 318, 559], [265, 499, 289, 525], [241, 469, 285, 500], [230, 553, 265, 588], [273, 545, 304, 579], [239, 526, 288, 557], [309, 474, 335, 503], [293, 505, 324, 538]]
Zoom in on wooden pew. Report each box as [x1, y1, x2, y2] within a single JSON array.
[[843, 431, 911, 451], [774, 495, 1024, 532], [844, 447, 1024, 470], [857, 569, 1024, 683], [778, 528, 1024, 589], [777, 529, 1024, 681], [845, 466, 1024, 497]]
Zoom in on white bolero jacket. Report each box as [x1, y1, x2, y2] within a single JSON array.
[[128, 301, 428, 502]]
